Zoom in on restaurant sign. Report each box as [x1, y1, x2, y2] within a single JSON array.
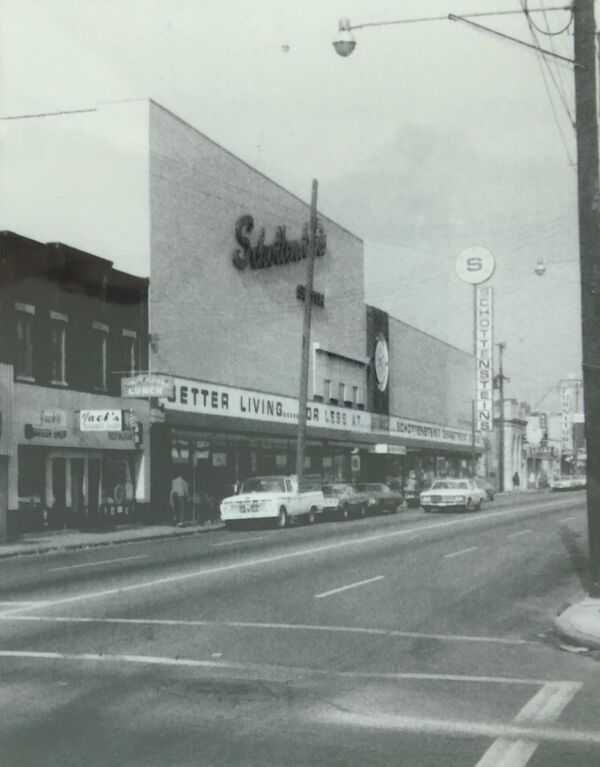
[[122, 374, 175, 399]]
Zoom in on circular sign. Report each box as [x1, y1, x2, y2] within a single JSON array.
[[374, 336, 389, 392], [455, 246, 496, 284]]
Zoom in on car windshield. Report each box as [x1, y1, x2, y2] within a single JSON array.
[[323, 484, 352, 498], [430, 480, 469, 490], [239, 477, 286, 494]]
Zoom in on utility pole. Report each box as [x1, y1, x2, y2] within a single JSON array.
[[573, 0, 600, 596], [496, 342, 507, 492], [295, 179, 319, 491]]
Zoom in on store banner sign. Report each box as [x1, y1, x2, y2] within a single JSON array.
[[389, 417, 474, 446], [475, 285, 493, 431], [80, 409, 123, 432], [162, 377, 475, 448], [561, 385, 573, 452], [163, 378, 369, 433]]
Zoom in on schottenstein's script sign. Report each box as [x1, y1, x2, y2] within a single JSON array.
[[161, 377, 477, 448], [476, 285, 494, 431], [232, 214, 327, 271]]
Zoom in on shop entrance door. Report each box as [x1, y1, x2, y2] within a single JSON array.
[[51, 458, 67, 529], [0, 456, 7, 542], [88, 459, 101, 519], [71, 458, 85, 526]]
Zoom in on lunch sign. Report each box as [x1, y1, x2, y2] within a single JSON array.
[[161, 377, 476, 448]]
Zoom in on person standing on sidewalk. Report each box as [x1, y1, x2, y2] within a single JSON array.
[[512, 472, 520, 491], [169, 473, 189, 526]]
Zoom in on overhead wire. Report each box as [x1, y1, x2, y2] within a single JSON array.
[[518, 0, 576, 167]]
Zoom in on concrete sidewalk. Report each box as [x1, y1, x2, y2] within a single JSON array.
[[0, 520, 224, 560], [554, 597, 600, 650]]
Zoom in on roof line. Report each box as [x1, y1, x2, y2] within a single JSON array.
[[371, 306, 473, 359], [0, 108, 97, 121], [148, 99, 363, 242]]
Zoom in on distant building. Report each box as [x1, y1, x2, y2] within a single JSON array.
[[490, 398, 527, 491]]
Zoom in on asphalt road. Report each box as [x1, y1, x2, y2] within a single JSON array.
[[1, 491, 600, 766]]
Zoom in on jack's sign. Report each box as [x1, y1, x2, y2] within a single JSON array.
[[80, 409, 123, 432]]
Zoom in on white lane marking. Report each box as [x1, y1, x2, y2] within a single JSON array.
[[211, 535, 270, 548], [311, 708, 599, 747], [561, 516, 575, 522], [444, 546, 478, 559], [48, 554, 148, 572], [0, 648, 572, 686], [0, 497, 583, 617], [507, 529, 532, 539], [0, 614, 533, 646], [0, 601, 48, 606], [475, 681, 581, 766], [315, 575, 384, 599]]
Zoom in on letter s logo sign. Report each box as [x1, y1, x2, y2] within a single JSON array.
[[232, 215, 254, 271], [467, 256, 482, 272]]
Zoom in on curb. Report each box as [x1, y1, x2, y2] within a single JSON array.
[[0, 523, 225, 561], [553, 597, 600, 650]]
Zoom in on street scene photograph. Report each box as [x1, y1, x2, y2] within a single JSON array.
[[1, 1, 600, 765]]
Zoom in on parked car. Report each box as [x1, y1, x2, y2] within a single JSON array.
[[403, 477, 431, 508], [420, 478, 486, 513], [220, 475, 324, 529], [322, 483, 369, 520], [551, 474, 586, 491], [475, 477, 496, 501], [356, 482, 404, 514]]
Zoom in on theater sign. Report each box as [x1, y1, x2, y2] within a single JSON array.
[[161, 377, 476, 449]]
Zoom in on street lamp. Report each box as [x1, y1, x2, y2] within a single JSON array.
[[534, 257, 578, 276], [332, 18, 356, 57]]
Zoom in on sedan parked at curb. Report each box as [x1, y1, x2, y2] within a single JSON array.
[[420, 478, 486, 513], [356, 483, 404, 514], [322, 484, 369, 521]]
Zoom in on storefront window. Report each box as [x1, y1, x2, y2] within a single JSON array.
[[121, 330, 137, 376], [92, 323, 108, 390], [102, 457, 133, 504], [17, 446, 45, 504], [16, 307, 35, 379], [50, 315, 68, 384]]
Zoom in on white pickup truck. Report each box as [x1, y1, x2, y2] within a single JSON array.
[[220, 475, 324, 529]]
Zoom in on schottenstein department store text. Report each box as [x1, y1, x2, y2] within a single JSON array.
[[1, 99, 481, 521]]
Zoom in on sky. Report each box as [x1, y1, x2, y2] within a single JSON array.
[[0, 0, 585, 410]]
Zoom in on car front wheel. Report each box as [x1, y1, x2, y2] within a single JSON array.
[[275, 507, 288, 528]]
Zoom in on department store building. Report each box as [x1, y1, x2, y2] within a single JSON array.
[[1, 100, 480, 520]]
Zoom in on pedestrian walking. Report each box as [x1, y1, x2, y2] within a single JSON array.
[[170, 473, 189, 525], [512, 471, 520, 491]]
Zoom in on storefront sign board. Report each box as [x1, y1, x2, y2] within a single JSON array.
[[122, 374, 175, 399], [475, 285, 493, 431], [561, 385, 573, 453], [162, 377, 477, 449], [80, 409, 123, 432]]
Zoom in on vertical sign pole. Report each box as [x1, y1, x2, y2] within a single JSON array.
[[472, 283, 477, 476], [573, 0, 600, 596], [456, 246, 495, 480], [296, 179, 319, 491]]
